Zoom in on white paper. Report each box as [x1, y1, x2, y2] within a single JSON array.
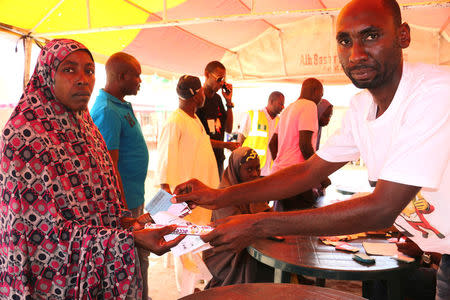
[[152, 211, 212, 256], [145, 189, 190, 217]]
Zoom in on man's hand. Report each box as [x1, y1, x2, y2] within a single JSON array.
[[133, 225, 185, 256], [201, 214, 264, 253], [396, 237, 423, 259], [172, 179, 224, 210], [225, 141, 240, 151], [222, 82, 233, 102], [321, 177, 332, 189]]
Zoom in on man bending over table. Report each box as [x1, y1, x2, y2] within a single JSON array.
[[173, 1, 450, 299]]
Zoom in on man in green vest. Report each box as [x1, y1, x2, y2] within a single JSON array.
[[237, 91, 285, 176]]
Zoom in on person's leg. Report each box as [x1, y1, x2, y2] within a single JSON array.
[[131, 204, 150, 300], [402, 267, 436, 300], [436, 254, 450, 300]]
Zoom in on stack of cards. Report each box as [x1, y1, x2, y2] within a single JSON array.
[[144, 189, 212, 256], [145, 223, 214, 235], [145, 189, 191, 217]]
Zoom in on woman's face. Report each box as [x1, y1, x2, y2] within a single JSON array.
[[239, 158, 261, 183], [53, 50, 95, 111]]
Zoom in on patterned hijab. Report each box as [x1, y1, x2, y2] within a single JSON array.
[[0, 39, 140, 299], [219, 147, 258, 188]]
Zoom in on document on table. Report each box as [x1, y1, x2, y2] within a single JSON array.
[[152, 211, 212, 256], [362, 242, 399, 256]]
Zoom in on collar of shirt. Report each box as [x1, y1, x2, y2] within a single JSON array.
[[100, 89, 132, 107]]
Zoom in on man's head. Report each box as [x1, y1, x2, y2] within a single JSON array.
[[105, 52, 142, 97], [299, 78, 323, 104], [204, 61, 226, 94], [336, 0, 410, 89], [177, 75, 205, 108], [267, 91, 285, 116]]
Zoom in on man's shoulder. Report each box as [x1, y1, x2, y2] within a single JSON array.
[[165, 109, 187, 124], [90, 96, 121, 122], [403, 63, 450, 90], [92, 91, 117, 111]]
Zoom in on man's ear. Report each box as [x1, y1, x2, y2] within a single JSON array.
[[398, 22, 411, 49]]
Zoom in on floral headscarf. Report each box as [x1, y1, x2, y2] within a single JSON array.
[[0, 39, 141, 299], [215, 147, 270, 217]]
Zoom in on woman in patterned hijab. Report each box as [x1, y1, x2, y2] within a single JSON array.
[[203, 147, 273, 288], [0, 39, 181, 299]]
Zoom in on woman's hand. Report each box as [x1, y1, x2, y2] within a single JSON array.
[[120, 213, 154, 231], [134, 225, 185, 256]]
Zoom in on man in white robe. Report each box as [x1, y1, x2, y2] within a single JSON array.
[[156, 75, 219, 297]]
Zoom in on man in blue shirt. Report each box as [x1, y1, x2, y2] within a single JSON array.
[[90, 52, 150, 300]]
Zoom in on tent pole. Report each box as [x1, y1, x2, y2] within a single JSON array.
[[278, 30, 287, 76], [235, 53, 245, 80], [163, 0, 167, 21], [23, 36, 32, 89], [86, 0, 91, 29], [33, 2, 449, 37]]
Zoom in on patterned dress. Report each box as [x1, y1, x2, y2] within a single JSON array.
[[0, 39, 141, 299]]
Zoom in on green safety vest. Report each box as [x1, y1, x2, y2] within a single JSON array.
[[242, 110, 278, 168]]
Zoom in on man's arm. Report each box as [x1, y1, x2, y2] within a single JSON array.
[[299, 130, 315, 160], [237, 112, 251, 145], [211, 139, 240, 151], [224, 107, 233, 133], [222, 83, 233, 133], [202, 179, 420, 252], [269, 133, 278, 159], [174, 154, 345, 209], [109, 149, 128, 209]]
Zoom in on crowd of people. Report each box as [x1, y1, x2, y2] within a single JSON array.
[[0, 0, 448, 299]]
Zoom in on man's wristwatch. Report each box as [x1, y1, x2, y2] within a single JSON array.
[[226, 102, 234, 109], [422, 252, 432, 266]]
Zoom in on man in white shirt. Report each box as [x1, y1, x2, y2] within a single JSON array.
[[237, 91, 285, 176], [156, 75, 219, 297], [173, 1, 450, 298]]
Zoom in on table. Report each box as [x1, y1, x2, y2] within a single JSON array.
[[248, 236, 417, 300], [178, 283, 365, 300]]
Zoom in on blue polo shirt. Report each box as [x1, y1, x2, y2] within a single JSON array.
[[90, 89, 149, 209]]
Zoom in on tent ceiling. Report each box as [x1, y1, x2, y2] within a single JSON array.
[[1, 0, 449, 84]]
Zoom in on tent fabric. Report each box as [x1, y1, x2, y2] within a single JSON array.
[[0, 0, 449, 84]]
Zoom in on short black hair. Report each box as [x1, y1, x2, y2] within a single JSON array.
[[268, 91, 284, 103], [205, 61, 225, 73], [382, 0, 402, 26]]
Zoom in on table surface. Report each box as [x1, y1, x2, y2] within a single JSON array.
[[248, 235, 415, 281], [178, 283, 365, 300]]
